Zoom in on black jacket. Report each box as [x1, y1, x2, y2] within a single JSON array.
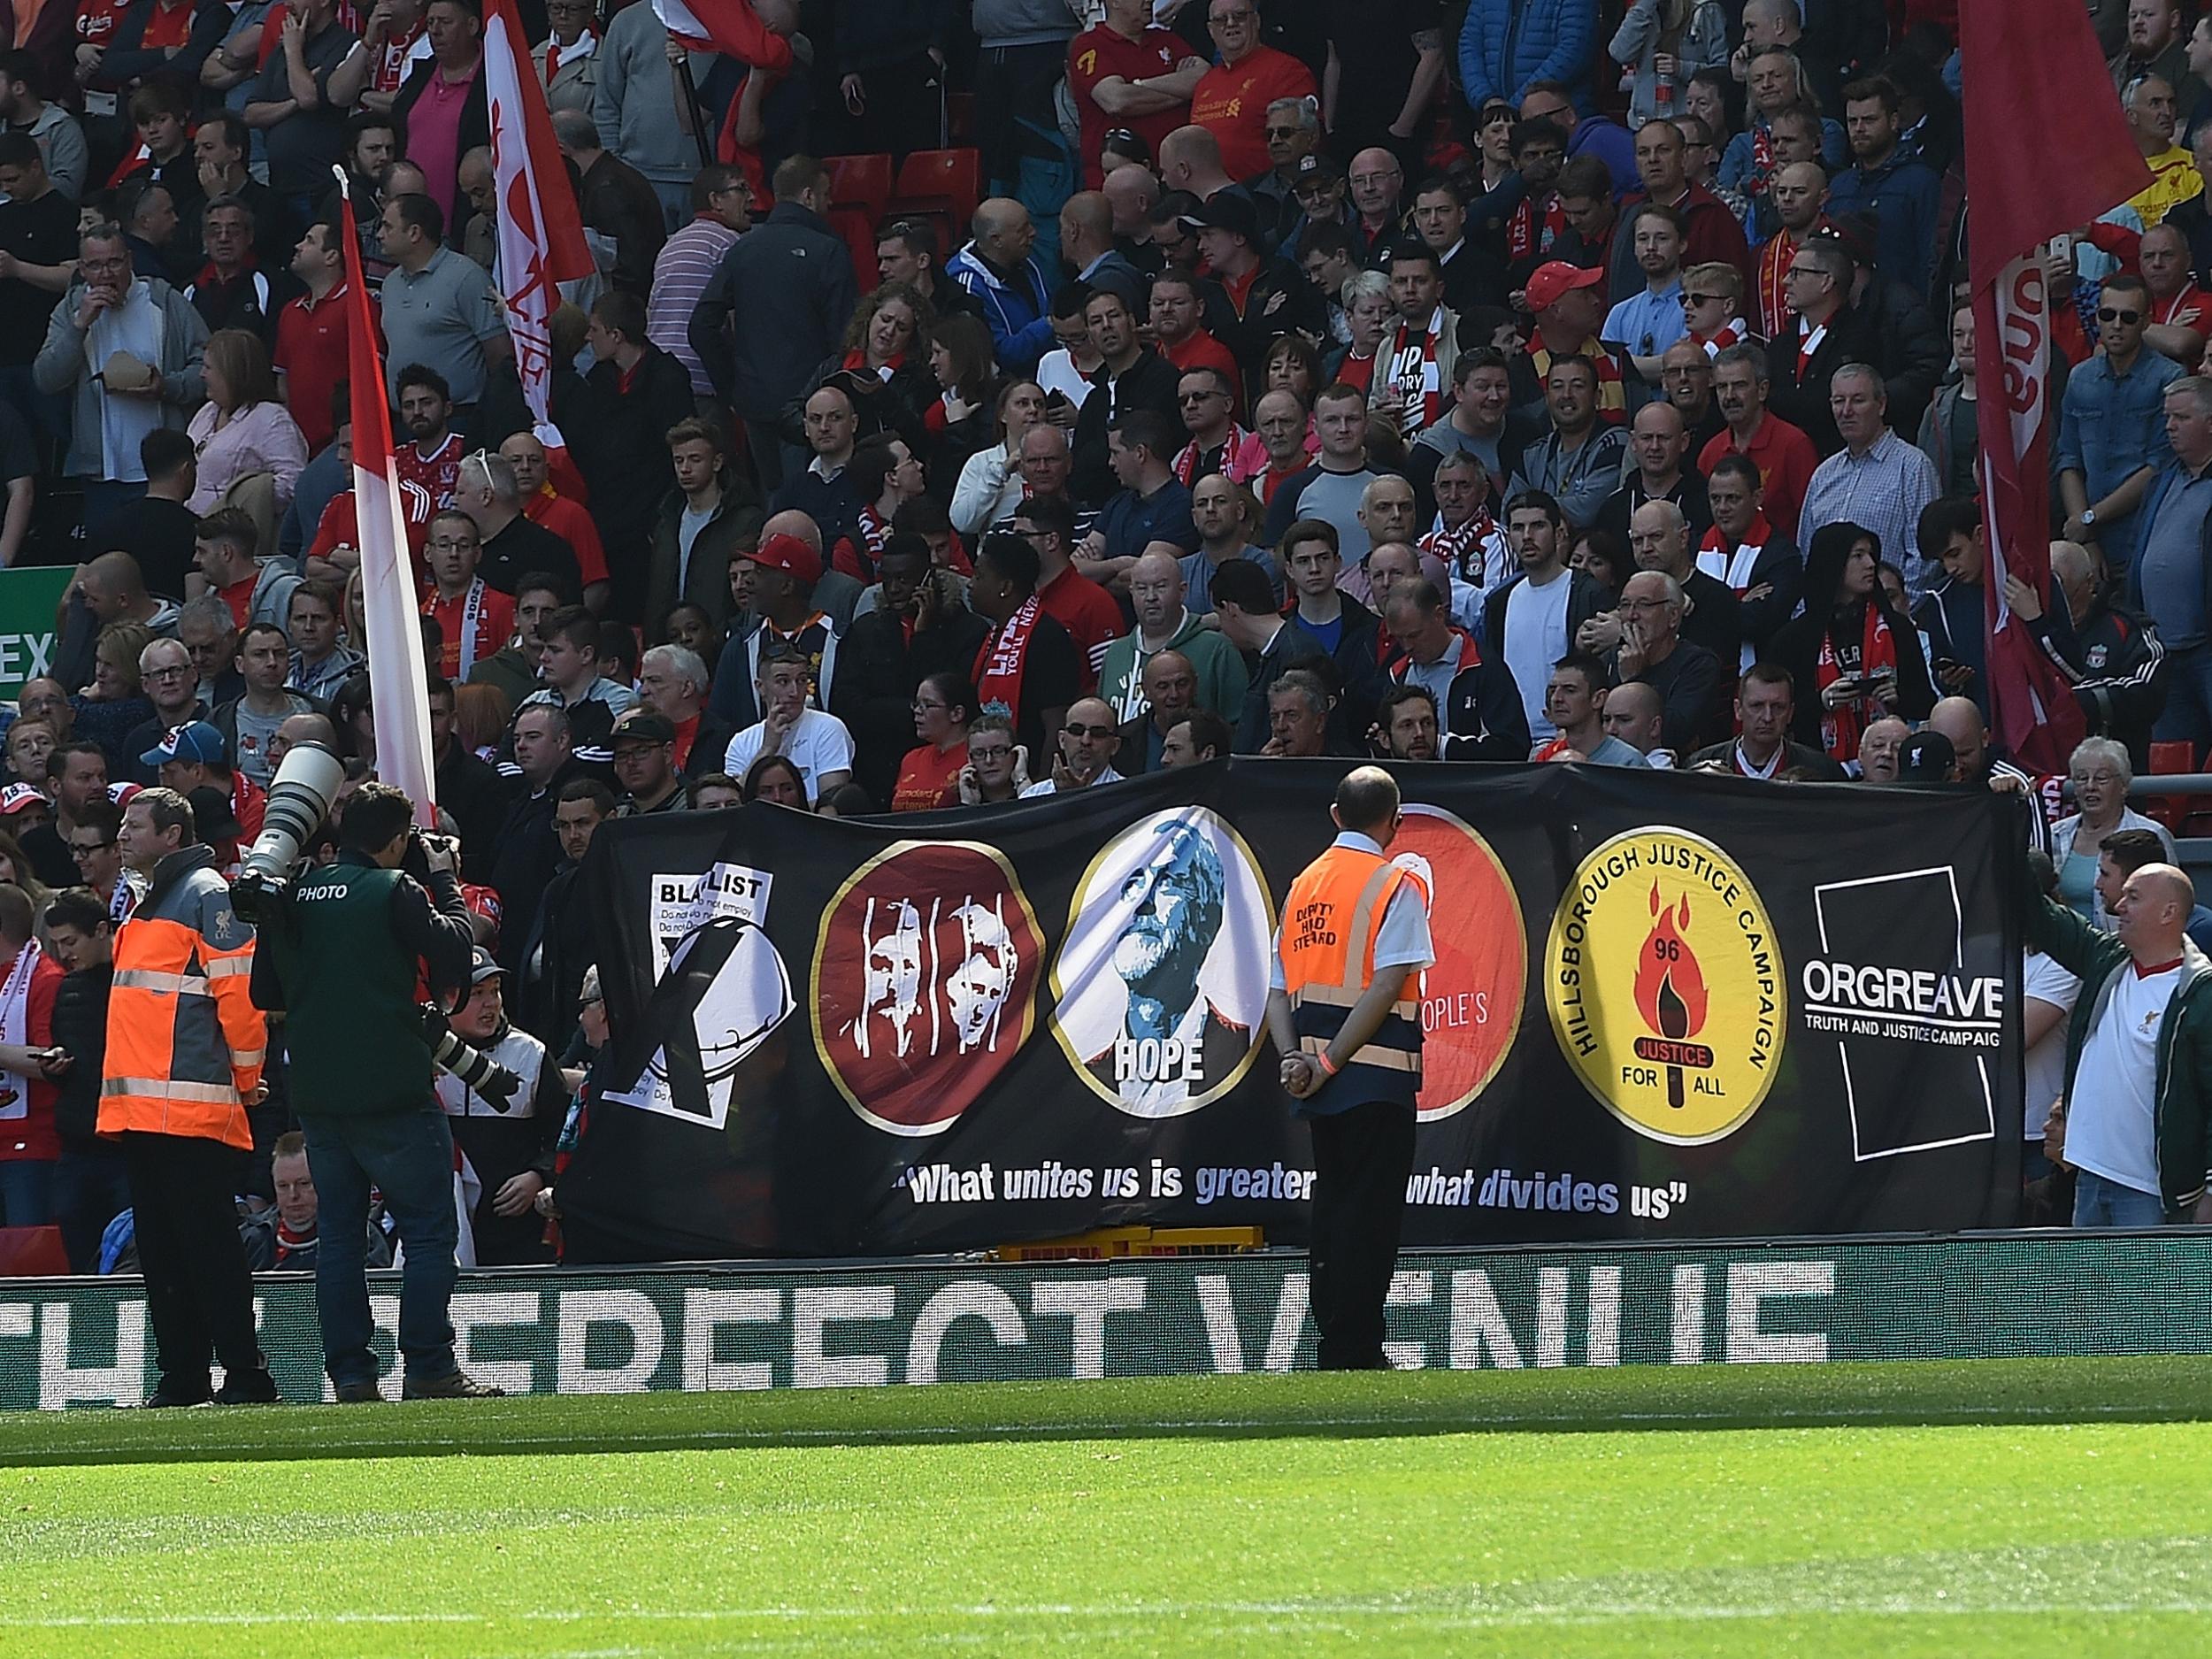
[[689, 202, 860, 419], [643, 487, 766, 641], [488, 761, 578, 973], [394, 60, 491, 234], [580, 342, 697, 588], [1856, 274, 1947, 446], [1199, 257, 1329, 395], [1764, 303, 1886, 457], [1685, 739, 1849, 780], [1482, 567, 1614, 661], [1286, 596, 1390, 734], [579, 150, 669, 298], [1701, 533, 1803, 660], [49, 964, 111, 1148], [436, 741, 508, 882], [519, 862, 594, 1050], [831, 600, 990, 806], [1072, 349, 1184, 507], [1233, 623, 1332, 752], [2066, 597, 2170, 770], [1396, 649, 1530, 761]]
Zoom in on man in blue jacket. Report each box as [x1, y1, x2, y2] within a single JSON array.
[[1459, 0, 1599, 115], [1824, 77, 1942, 297], [946, 198, 1056, 373]]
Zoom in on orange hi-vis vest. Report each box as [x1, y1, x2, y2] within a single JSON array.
[[97, 846, 265, 1150], [1278, 844, 1424, 1113]]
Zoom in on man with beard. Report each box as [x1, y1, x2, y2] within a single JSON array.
[[1084, 818, 1248, 1115]]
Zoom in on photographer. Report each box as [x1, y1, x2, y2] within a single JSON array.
[[250, 781, 494, 1402]]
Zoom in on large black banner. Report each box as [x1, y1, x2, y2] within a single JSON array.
[[561, 762, 2024, 1261]]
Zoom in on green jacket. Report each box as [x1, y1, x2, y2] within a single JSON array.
[[1096, 611, 1249, 726], [254, 853, 473, 1115], [2030, 894, 2212, 1215]]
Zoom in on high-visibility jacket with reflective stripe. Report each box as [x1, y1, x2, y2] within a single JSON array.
[[98, 844, 265, 1148], [1279, 844, 1423, 1114]]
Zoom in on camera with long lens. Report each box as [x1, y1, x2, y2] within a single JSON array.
[[424, 1007, 520, 1108], [234, 741, 346, 922]]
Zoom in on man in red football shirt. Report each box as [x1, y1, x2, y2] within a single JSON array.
[[1069, 0, 1206, 189], [392, 365, 465, 545], [1188, 0, 1315, 182]]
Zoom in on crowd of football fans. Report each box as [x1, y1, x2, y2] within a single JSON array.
[[0, 0, 2200, 1269]]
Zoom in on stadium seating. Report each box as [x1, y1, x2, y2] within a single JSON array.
[[888, 149, 982, 261], [826, 152, 895, 290]]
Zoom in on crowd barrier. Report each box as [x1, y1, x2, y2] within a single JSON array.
[[3, 1233, 2206, 1408]]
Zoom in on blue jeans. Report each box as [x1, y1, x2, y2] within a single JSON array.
[[0, 1157, 54, 1226], [2072, 1167, 2170, 1228], [2152, 642, 2212, 753], [300, 1107, 461, 1387]]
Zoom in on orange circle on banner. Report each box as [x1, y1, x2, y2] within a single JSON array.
[[1392, 805, 1526, 1121], [812, 841, 1046, 1136]]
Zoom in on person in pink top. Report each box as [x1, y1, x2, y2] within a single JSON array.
[[392, 0, 488, 227], [185, 330, 309, 514]]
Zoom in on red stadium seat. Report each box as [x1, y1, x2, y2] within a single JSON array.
[[827, 152, 895, 289], [888, 149, 982, 259], [0, 1226, 71, 1276], [2142, 741, 2202, 834]]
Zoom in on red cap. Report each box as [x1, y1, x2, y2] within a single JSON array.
[[749, 532, 822, 586], [1524, 260, 1606, 311]]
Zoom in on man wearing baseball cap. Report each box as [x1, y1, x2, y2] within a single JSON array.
[[143, 722, 265, 844], [610, 710, 685, 817], [1187, 188, 1325, 372], [1512, 260, 1625, 425], [713, 519, 843, 731]]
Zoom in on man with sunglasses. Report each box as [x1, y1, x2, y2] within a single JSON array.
[[2060, 272, 2185, 578], [1018, 696, 1125, 796], [1189, 1, 1314, 183]]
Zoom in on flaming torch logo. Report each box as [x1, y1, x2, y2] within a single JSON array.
[[1546, 827, 1785, 1145], [1632, 884, 1714, 1108]]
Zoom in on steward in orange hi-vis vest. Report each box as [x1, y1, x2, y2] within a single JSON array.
[[1278, 847, 1425, 1114], [97, 789, 277, 1408], [1266, 766, 1433, 1372]]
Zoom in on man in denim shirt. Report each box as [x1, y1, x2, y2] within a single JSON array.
[[2134, 376, 2212, 747], [2061, 273, 2185, 579]]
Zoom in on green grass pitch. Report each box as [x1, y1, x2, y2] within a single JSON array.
[[1, 1356, 2209, 1658]]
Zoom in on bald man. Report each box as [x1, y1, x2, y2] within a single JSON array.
[[1926, 695, 2048, 853], [80, 551, 181, 635], [1599, 399, 1712, 545], [1097, 546, 1248, 726], [1624, 498, 1740, 670], [2024, 833, 2212, 1227], [2047, 538, 2169, 766], [946, 196, 1057, 373], [1600, 677, 1672, 764], [1019, 695, 1126, 795], [1855, 716, 1911, 783], [1613, 568, 1724, 755]]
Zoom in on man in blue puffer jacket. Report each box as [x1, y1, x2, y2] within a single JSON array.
[[1458, 0, 1600, 114]]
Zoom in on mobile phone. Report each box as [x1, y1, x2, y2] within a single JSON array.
[[1045, 389, 1072, 411], [2048, 232, 2075, 265]]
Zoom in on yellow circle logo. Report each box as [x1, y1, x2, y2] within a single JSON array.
[[1546, 828, 1786, 1144]]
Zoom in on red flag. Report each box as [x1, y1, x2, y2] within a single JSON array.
[[484, 0, 592, 464], [653, 0, 792, 73], [1962, 0, 2151, 774], [334, 168, 439, 826]]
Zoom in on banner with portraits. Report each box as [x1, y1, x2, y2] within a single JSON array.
[[560, 762, 2024, 1263]]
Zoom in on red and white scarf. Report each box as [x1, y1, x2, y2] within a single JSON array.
[[0, 939, 40, 1123], [1696, 515, 1772, 595], [543, 27, 596, 82], [1421, 510, 1512, 595], [975, 597, 1044, 724], [1382, 309, 1449, 434], [1796, 316, 1827, 381], [1172, 426, 1265, 487], [1507, 193, 1566, 265], [1695, 320, 1745, 358], [1816, 603, 1897, 764]]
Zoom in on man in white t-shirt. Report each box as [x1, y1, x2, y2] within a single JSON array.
[[2027, 842, 2212, 1229], [723, 645, 855, 805], [1486, 490, 1589, 742]]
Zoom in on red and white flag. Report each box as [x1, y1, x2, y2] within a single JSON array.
[[334, 167, 438, 826], [484, 0, 595, 462], [1963, 0, 2150, 774], [652, 0, 791, 72]]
